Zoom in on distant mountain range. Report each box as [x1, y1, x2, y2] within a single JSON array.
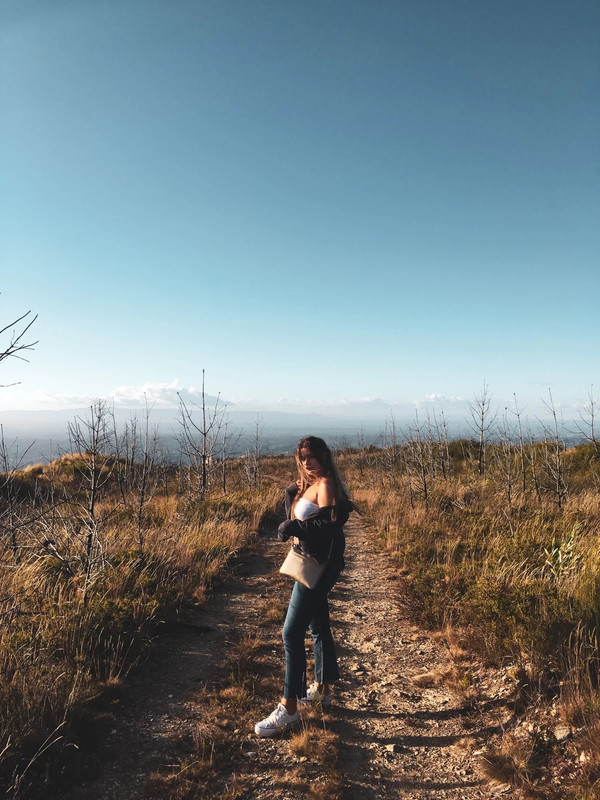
[[0, 403, 440, 465], [0, 403, 584, 468]]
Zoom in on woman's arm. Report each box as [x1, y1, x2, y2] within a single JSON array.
[[284, 482, 299, 518], [277, 510, 338, 545]]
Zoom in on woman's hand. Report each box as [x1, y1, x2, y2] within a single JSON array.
[[278, 518, 296, 540]]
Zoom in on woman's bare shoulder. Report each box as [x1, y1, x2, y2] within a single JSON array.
[[318, 476, 336, 506]]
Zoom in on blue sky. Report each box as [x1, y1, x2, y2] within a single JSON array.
[[1, 0, 598, 418]]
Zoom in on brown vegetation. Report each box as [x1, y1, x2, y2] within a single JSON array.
[[337, 435, 600, 798], [0, 428, 285, 798], [3, 396, 600, 798]]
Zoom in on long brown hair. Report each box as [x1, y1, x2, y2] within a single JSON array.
[[293, 436, 350, 519]]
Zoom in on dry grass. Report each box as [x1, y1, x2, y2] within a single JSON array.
[[259, 596, 287, 625], [337, 441, 600, 799], [481, 746, 532, 789], [272, 765, 306, 790], [4, 439, 599, 798], [0, 453, 283, 798], [480, 723, 554, 795], [412, 669, 450, 688], [340, 444, 600, 665], [289, 723, 338, 763], [143, 701, 243, 798], [578, 721, 600, 790]]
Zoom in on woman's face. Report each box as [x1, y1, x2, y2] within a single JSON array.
[[299, 447, 323, 478]]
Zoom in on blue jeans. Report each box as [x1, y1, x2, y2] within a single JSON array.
[[282, 567, 341, 700]]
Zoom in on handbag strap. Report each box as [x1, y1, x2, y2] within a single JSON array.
[[292, 536, 334, 564]]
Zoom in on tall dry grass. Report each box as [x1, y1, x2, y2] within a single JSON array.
[[0, 454, 283, 798], [339, 444, 600, 666], [339, 440, 600, 796]]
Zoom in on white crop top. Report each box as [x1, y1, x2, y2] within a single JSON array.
[[294, 497, 320, 521]]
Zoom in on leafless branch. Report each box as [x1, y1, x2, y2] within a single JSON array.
[[0, 311, 39, 365]]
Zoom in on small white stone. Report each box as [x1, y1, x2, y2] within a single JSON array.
[[554, 725, 571, 741]]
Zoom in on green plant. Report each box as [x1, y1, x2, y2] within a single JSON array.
[[544, 531, 581, 580]]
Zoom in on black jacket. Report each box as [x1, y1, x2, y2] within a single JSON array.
[[277, 482, 350, 571]]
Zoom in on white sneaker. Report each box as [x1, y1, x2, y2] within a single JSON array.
[[254, 703, 299, 737], [299, 682, 332, 707]]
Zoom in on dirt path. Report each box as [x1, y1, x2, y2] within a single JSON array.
[[332, 517, 512, 799], [57, 516, 515, 799]]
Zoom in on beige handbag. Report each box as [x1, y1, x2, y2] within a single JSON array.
[[280, 546, 327, 589]]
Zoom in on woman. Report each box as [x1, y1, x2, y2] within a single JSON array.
[[255, 436, 353, 737]]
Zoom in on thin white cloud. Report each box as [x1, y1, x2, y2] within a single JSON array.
[[412, 393, 465, 409], [1, 380, 226, 411], [109, 380, 185, 408], [109, 380, 228, 409]]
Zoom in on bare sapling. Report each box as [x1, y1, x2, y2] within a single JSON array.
[[404, 412, 431, 508], [0, 427, 37, 565], [218, 417, 241, 494], [576, 386, 600, 459], [509, 394, 528, 495], [377, 414, 400, 488], [129, 400, 161, 553], [432, 407, 451, 481], [468, 380, 497, 476], [67, 400, 115, 593], [400, 444, 416, 510], [113, 415, 138, 503], [496, 411, 515, 514], [0, 308, 38, 561], [527, 431, 543, 504], [540, 389, 567, 509], [34, 464, 75, 579], [177, 370, 227, 496], [0, 441, 71, 578], [243, 414, 264, 489], [109, 398, 163, 553]]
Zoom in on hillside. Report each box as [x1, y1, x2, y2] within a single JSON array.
[[2, 438, 600, 798], [49, 514, 514, 800]]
